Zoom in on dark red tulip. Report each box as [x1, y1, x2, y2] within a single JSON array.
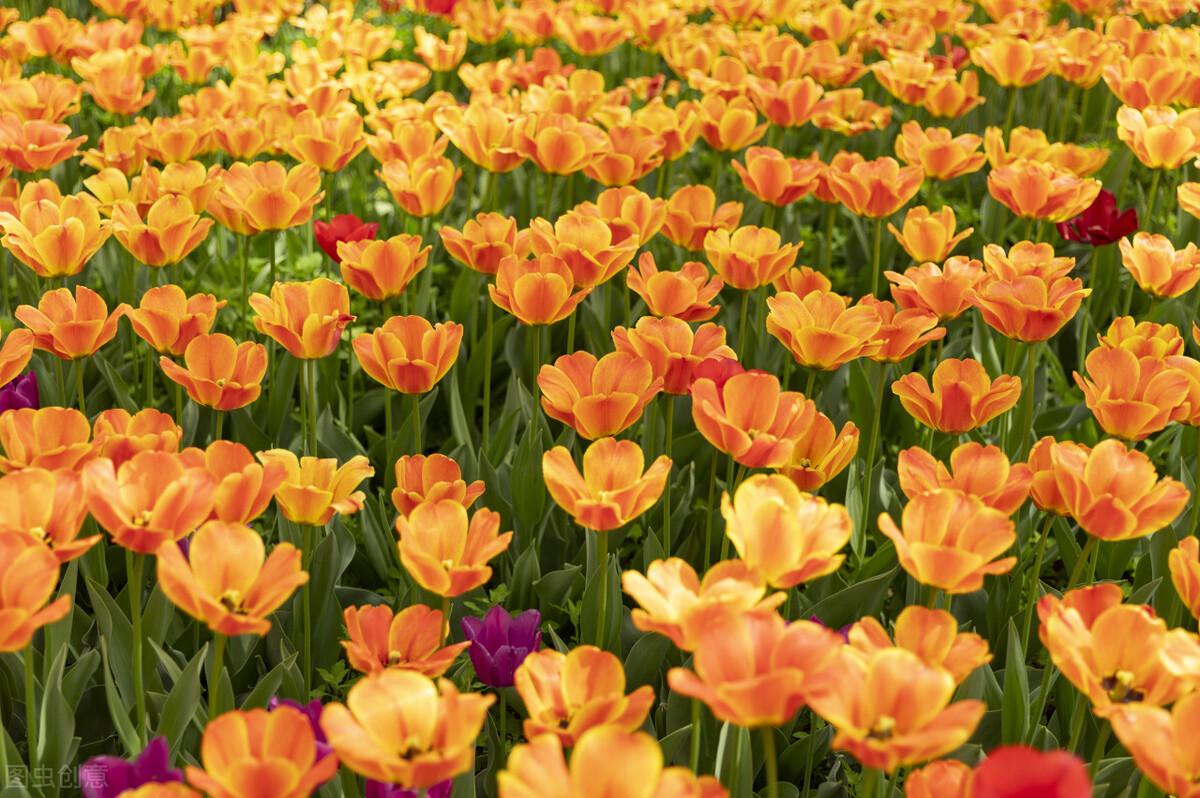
[[313, 213, 379, 264], [1056, 189, 1138, 247], [971, 746, 1092, 798]]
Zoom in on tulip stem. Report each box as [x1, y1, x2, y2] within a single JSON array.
[[384, 391, 394, 480], [0, 701, 8, 787], [482, 286, 494, 450], [704, 453, 718, 567], [410, 393, 422, 455], [498, 692, 508, 763], [1026, 661, 1056, 745], [1089, 722, 1111, 777], [144, 348, 155, 408], [1021, 514, 1054, 654], [861, 768, 883, 798], [1016, 343, 1038, 459], [24, 645, 37, 779], [663, 398, 674, 555], [594, 531, 609, 651], [238, 234, 249, 338], [302, 359, 319, 457], [54, 357, 66, 409], [870, 217, 883, 297], [736, 290, 750, 361], [1067, 536, 1098, 588], [690, 699, 702, 772], [761, 728, 779, 798], [1144, 168, 1162, 230], [823, 205, 835, 272], [860, 362, 888, 548], [209, 633, 225, 719], [802, 716, 822, 798], [127, 549, 148, 747], [75, 358, 87, 416], [268, 230, 278, 285], [302, 523, 313, 698], [214, 411, 225, 442], [1003, 89, 1018, 133]]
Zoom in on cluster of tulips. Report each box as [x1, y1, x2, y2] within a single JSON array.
[[6, 0, 1200, 796]]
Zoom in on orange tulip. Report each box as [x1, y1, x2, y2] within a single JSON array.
[[766, 290, 882, 370], [905, 760, 971, 798], [898, 443, 1031, 515], [0, 114, 85, 172], [813, 87, 893, 136], [489, 253, 590, 327], [1116, 105, 1200, 169], [16, 285, 128, 360], [127, 285, 225, 356], [864, 299, 945, 363], [584, 125, 665, 187], [732, 146, 823, 206], [0, 328, 32, 389], [771, 398, 859, 491], [662, 184, 743, 252], [1169, 537, 1200, 621], [703, 226, 800, 291], [612, 317, 735, 394], [826, 155, 924, 218], [187, 440, 286, 525], [257, 450, 374, 527], [160, 333, 267, 412], [538, 350, 662, 439], [353, 315, 462, 394], [1180, 182, 1200, 220], [983, 126, 1109, 177], [969, 267, 1089, 344], [391, 454, 484, 518], [186, 706, 338, 798], [879, 488, 1017, 593], [157, 520, 305, 636], [848, 605, 991, 684], [0, 190, 111, 280], [0, 74, 81, 123], [377, 155, 460, 218], [587, 188, 665, 246], [775, 267, 832, 298], [527, 211, 639, 289], [82, 451, 217, 553], [516, 645, 655, 745], [91, 408, 181, 468], [622, 558, 784, 652], [514, 112, 608, 175], [320, 670, 492, 788], [1099, 317, 1184, 359], [1119, 232, 1200, 298], [668, 609, 840, 727], [627, 253, 723, 322], [0, 407, 93, 473], [805, 648, 985, 773], [542, 437, 671, 531], [697, 94, 767, 152], [341, 603, 470, 676], [986, 159, 1102, 222], [1111, 694, 1200, 798], [631, 97, 702, 162], [1038, 583, 1191, 715], [722, 474, 851, 588], [282, 109, 365, 173], [886, 257, 985, 321], [250, 279, 355, 360], [440, 212, 528, 276], [971, 37, 1055, 87], [691, 369, 807, 468], [110, 196, 213, 268], [0, 531, 72, 652], [748, 75, 825, 128], [892, 357, 1021, 434], [1073, 346, 1190, 440], [888, 205, 973, 264], [894, 121, 985, 181], [209, 161, 323, 235], [1041, 437, 1188, 541], [0, 467, 95, 562], [434, 104, 525, 174], [395, 500, 511, 597], [982, 240, 1075, 280], [923, 69, 985, 118]]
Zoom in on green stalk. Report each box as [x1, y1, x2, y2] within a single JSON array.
[[268, 230, 277, 285], [1004, 89, 1019, 132], [663, 398, 674, 555], [704, 454, 718, 567], [1067, 536, 1099, 588], [213, 411, 225, 442], [384, 392, 394, 485], [870, 217, 883, 297], [594, 531, 609, 651], [1016, 343, 1038, 459], [24, 646, 37, 779], [144, 347, 155, 408], [0, 702, 8, 787], [410, 393, 422, 455], [308, 359, 319, 456], [482, 281, 494, 450], [127, 549, 148, 747], [859, 363, 887, 542], [761, 728, 779, 798], [1026, 662, 1056, 745], [1089, 722, 1111, 777], [1020, 514, 1054, 655], [75, 358, 87, 416], [301, 523, 313, 698], [238, 234, 249, 338], [209, 633, 226, 719], [498, 691, 508, 767], [690, 699, 702, 772]]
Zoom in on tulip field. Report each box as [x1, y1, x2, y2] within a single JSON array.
[[7, 0, 1200, 795]]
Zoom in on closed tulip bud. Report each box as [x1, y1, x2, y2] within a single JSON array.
[[16, 285, 128, 360], [732, 146, 823, 206], [538, 350, 662, 439], [888, 205, 973, 264], [923, 69, 984, 118], [1099, 317, 1184, 358], [0, 531, 72, 652], [886, 257, 984, 321], [516, 646, 654, 745], [587, 186, 666, 244], [826, 155, 924, 218], [157, 520, 306, 636], [91, 408, 181, 468], [1116, 105, 1200, 169], [971, 37, 1056, 87], [893, 357, 1021, 434], [514, 112, 608, 175], [440, 212, 528, 276], [766, 290, 882, 370], [159, 333, 267, 412], [320, 670, 491, 789], [848, 605, 991, 684], [583, 125, 665, 187], [1169, 537, 1200, 621], [987, 159, 1102, 222], [905, 760, 971, 798], [250, 279, 355, 360], [391, 454, 484, 518], [704, 226, 800, 290], [612, 317, 734, 394], [528, 211, 639, 288], [209, 161, 323, 235], [0, 406, 93, 473], [775, 266, 832, 297], [663, 184, 743, 251], [396, 499, 511, 598], [1073, 347, 1190, 440], [187, 707, 338, 798], [489, 253, 590, 326], [0, 113, 86, 172], [0, 191, 111, 278], [542, 437, 671, 531], [110, 195, 213, 268], [338, 235, 429, 301], [898, 443, 1031, 515], [377, 155, 460, 218], [258, 450, 374, 527], [626, 253, 723, 321], [127, 284, 224, 356], [697, 94, 767, 151], [669, 609, 841, 728], [353, 316, 463, 394], [691, 369, 808, 467], [283, 109, 366, 172], [341, 604, 470, 676], [894, 121, 986, 181], [434, 104, 525, 173], [1119, 232, 1200, 298], [0, 467, 95, 562]]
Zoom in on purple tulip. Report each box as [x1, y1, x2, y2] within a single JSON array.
[[0, 371, 38, 413], [365, 779, 453, 798], [268, 697, 333, 761], [460, 606, 541, 688], [79, 737, 183, 798], [1056, 189, 1138, 247]]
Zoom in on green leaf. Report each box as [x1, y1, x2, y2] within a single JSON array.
[[100, 639, 140, 756], [37, 645, 75, 773], [155, 644, 207, 755], [511, 419, 546, 529], [240, 652, 298, 710], [1001, 620, 1030, 745], [805, 568, 898, 630], [86, 577, 133, 702], [624, 633, 671, 691]]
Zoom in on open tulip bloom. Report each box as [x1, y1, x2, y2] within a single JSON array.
[[10, 5, 1200, 798]]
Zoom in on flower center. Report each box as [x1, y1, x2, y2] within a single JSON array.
[[29, 525, 48, 542], [130, 510, 154, 527], [219, 589, 246, 614], [868, 716, 896, 741], [1101, 670, 1144, 704]]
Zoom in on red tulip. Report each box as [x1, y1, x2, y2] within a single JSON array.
[[970, 745, 1091, 798], [1056, 189, 1138, 247], [313, 214, 379, 264]]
